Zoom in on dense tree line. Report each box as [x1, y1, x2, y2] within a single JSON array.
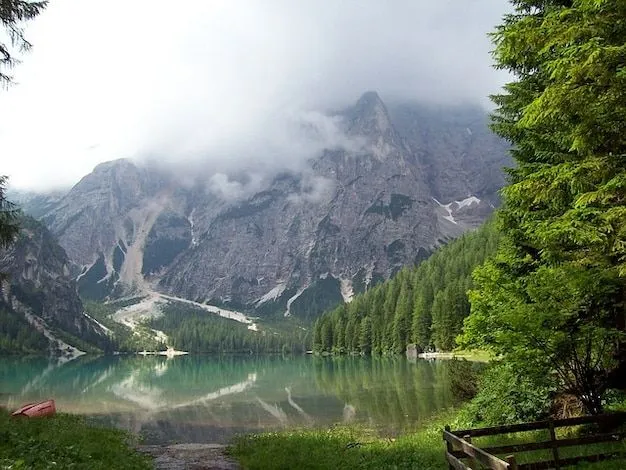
[[150, 303, 310, 354], [83, 300, 164, 352], [313, 222, 499, 355], [0, 308, 49, 354]]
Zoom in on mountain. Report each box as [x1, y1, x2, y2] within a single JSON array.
[[7, 190, 65, 219], [20, 92, 510, 319], [0, 217, 112, 354]]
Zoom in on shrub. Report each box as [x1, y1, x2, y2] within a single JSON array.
[[460, 362, 555, 426]]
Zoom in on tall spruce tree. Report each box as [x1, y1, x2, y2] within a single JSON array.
[[461, 0, 626, 415]]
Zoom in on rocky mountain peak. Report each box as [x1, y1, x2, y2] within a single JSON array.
[[19, 92, 510, 320], [92, 158, 135, 173], [345, 91, 393, 137]]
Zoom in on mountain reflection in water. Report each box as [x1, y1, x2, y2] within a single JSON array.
[[0, 355, 460, 444]]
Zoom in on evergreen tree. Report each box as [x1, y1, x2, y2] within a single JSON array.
[[359, 316, 372, 354], [461, 0, 626, 415], [392, 277, 412, 353], [411, 285, 433, 351], [312, 221, 499, 355], [333, 314, 346, 353]]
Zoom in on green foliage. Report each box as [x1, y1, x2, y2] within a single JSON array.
[[290, 277, 344, 320], [447, 359, 481, 401], [0, 410, 151, 470], [83, 300, 164, 352], [0, 308, 48, 354], [149, 301, 309, 353], [459, 362, 555, 426], [462, 0, 626, 415], [77, 255, 116, 300], [314, 221, 500, 355], [47, 327, 103, 355]]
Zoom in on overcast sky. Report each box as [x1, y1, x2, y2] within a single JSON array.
[[1, 0, 510, 191]]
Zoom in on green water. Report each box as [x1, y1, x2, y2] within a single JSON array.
[[0, 355, 458, 444]]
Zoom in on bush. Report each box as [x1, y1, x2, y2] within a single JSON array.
[[447, 359, 482, 401], [459, 362, 555, 426]]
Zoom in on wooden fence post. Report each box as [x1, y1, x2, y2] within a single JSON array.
[[548, 418, 561, 470], [444, 425, 455, 470], [506, 455, 518, 470], [465, 434, 479, 470]]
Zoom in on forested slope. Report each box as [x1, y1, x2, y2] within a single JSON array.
[[313, 220, 499, 354], [149, 302, 309, 353]]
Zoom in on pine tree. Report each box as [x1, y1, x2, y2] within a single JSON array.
[[411, 283, 433, 350], [359, 316, 372, 354], [392, 277, 412, 353], [461, 0, 626, 415]]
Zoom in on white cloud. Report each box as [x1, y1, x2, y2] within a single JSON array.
[[0, 0, 510, 191]]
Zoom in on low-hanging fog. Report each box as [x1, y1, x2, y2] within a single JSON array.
[[0, 0, 511, 192]]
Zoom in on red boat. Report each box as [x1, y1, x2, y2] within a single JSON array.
[[11, 400, 56, 418]]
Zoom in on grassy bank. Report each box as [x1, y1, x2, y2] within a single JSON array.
[[230, 413, 455, 470], [0, 409, 151, 470], [229, 410, 626, 470]]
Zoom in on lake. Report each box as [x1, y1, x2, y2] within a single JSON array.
[[0, 355, 459, 444]]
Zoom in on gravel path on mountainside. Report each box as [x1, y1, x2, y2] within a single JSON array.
[[118, 195, 169, 290], [139, 444, 240, 470]]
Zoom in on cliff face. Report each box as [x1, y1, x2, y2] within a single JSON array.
[[0, 217, 111, 352], [22, 92, 510, 318], [388, 101, 508, 203]]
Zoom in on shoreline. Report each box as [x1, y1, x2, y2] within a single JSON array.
[[417, 350, 492, 362]]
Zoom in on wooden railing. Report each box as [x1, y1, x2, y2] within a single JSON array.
[[443, 412, 626, 470]]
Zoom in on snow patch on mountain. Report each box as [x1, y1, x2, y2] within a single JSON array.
[[433, 198, 456, 224], [455, 196, 481, 209], [433, 195, 482, 224]]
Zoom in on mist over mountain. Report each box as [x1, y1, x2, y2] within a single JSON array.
[[16, 92, 510, 319], [1, 0, 510, 191]]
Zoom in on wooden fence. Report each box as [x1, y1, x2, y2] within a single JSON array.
[[443, 412, 626, 469]]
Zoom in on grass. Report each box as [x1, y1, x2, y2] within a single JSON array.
[[229, 414, 454, 470], [229, 410, 626, 470], [0, 409, 151, 470], [450, 349, 493, 362]]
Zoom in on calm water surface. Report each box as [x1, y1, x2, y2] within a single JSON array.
[[0, 355, 457, 443]]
